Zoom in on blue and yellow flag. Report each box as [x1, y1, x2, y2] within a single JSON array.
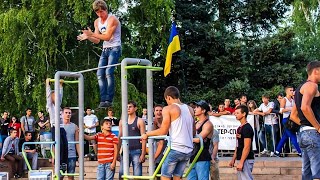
[[164, 22, 181, 77]]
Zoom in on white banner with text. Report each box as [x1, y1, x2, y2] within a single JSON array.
[[210, 115, 256, 150]]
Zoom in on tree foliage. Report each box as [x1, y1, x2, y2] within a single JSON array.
[[0, 0, 316, 118]]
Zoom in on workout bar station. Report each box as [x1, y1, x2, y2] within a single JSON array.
[[23, 58, 203, 179]]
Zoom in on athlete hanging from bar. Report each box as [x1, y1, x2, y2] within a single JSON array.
[[77, 0, 121, 108]]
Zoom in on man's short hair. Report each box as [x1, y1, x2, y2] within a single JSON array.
[[10, 129, 17, 134], [63, 107, 71, 112], [307, 61, 320, 75], [92, 0, 108, 12], [128, 100, 137, 107], [276, 93, 284, 98], [101, 118, 112, 126], [24, 131, 32, 136], [240, 94, 247, 99], [236, 105, 249, 118], [218, 102, 224, 106], [164, 86, 180, 99], [85, 107, 92, 111], [284, 86, 293, 91], [154, 104, 163, 109], [26, 107, 32, 111], [262, 94, 270, 99]]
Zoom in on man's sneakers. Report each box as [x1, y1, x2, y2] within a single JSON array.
[[98, 101, 112, 108], [270, 151, 278, 157], [260, 149, 268, 155]]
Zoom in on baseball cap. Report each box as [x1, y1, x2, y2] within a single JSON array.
[[195, 100, 210, 113]]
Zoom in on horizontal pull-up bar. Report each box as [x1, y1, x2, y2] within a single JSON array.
[[49, 79, 79, 84], [71, 63, 122, 74], [125, 65, 163, 71], [121, 135, 169, 141]]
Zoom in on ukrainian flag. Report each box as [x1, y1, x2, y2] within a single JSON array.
[[164, 22, 181, 77]]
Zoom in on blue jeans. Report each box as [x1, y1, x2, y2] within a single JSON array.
[[161, 149, 192, 178], [237, 159, 254, 180], [276, 118, 301, 153], [119, 149, 142, 177], [187, 161, 210, 180], [97, 46, 121, 102], [299, 129, 320, 179], [67, 157, 77, 173], [97, 163, 115, 180], [259, 124, 279, 151]]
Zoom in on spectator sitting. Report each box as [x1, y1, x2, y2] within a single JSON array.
[[224, 99, 235, 114], [211, 103, 231, 117], [19, 131, 38, 171], [1, 129, 23, 178]]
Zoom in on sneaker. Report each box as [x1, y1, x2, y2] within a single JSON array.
[[298, 153, 302, 157], [84, 154, 88, 158], [14, 174, 18, 179], [270, 152, 276, 157], [260, 149, 268, 155], [98, 101, 112, 108], [274, 151, 281, 157]]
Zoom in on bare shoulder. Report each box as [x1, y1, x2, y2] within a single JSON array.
[[94, 18, 99, 26], [204, 120, 213, 128], [108, 15, 119, 25], [137, 117, 145, 125], [302, 82, 318, 94]]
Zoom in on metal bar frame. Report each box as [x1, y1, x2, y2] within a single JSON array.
[[121, 136, 170, 179], [49, 79, 79, 84], [54, 71, 84, 180], [121, 58, 154, 179]]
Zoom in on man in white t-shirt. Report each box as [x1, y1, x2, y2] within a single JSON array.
[[84, 107, 99, 156], [254, 94, 279, 156]]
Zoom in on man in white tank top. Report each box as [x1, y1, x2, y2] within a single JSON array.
[[142, 86, 195, 180], [77, 0, 121, 108]]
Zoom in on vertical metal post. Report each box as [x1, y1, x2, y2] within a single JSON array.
[[121, 59, 129, 178], [78, 74, 84, 180], [54, 72, 61, 179], [146, 63, 155, 175], [54, 71, 84, 179]]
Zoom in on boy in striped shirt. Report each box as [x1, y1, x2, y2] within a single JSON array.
[[84, 119, 118, 180]]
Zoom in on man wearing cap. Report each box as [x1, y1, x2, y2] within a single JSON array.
[[187, 100, 213, 180]]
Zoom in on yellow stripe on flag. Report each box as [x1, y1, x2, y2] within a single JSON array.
[[164, 36, 181, 77]]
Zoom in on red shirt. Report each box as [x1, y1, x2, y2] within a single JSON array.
[[95, 132, 118, 163], [225, 107, 235, 113], [9, 122, 21, 137]]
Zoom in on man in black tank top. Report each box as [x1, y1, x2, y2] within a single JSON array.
[[187, 100, 213, 180], [291, 61, 320, 180], [118, 101, 146, 179]]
